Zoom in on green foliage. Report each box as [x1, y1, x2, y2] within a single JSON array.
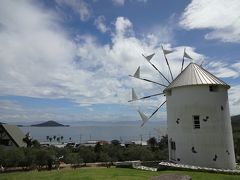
[[147, 137, 158, 151], [65, 153, 82, 165], [111, 139, 121, 146], [78, 146, 96, 163], [0, 146, 25, 167], [0, 137, 169, 169]]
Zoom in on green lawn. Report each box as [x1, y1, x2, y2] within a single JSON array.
[[1, 167, 240, 180]]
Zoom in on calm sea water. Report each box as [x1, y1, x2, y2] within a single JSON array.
[[20, 124, 167, 143]]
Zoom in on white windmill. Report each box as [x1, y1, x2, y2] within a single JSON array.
[[129, 46, 236, 169]]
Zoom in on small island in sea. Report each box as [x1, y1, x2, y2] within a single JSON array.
[[31, 120, 69, 127]]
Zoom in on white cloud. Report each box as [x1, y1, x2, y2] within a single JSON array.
[[114, 16, 133, 36], [56, 0, 91, 21], [206, 61, 239, 78], [0, 0, 205, 109], [112, 0, 125, 6], [112, 0, 148, 6], [1, 1, 239, 125], [94, 15, 109, 33], [179, 0, 240, 43], [229, 85, 240, 115]]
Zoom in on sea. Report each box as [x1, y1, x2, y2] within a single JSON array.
[[20, 121, 167, 143]]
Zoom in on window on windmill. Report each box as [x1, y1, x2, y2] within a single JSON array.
[[170, 141, 176, 150], [221, 106, 224, 111], [193, 115, 200, 129], [209, 85, 218, 92]]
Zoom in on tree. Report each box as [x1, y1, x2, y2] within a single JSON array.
[[46, 136, 49, 141], [53, 135, 56, 141], [2, 147, 25, 167], [97, 152, 111, 162], [94, 142, 102, 153], [158, 134, 168, 150], [111, 139, 120, 146], [147, 137, 157, 150], [32, 140, 40, 148], [65, 153, 82, 165], [23, 133, 33, 147], [56, 137, 60, 143], [60, 136, 64, 142], [35, 149, 55, 170], [78, 147, 96, 163]]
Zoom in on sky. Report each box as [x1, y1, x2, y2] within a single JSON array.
[[0, 0, 240, 125]]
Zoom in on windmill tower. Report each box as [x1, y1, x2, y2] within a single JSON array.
[[164, 63, 235, 169], [129, 47, 236, 169]]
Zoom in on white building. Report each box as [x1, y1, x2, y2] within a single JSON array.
[[164, 63, 235, 169]]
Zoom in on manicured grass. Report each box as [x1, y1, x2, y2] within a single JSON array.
[[1, 167, 240, 180]]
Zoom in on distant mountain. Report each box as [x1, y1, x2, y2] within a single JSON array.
[[231, 115, 240, 123], [31, 120, 69, 127], [231, 115, 240, 130]]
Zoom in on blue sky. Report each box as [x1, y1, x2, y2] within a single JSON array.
[[0, 0, 239, 125]]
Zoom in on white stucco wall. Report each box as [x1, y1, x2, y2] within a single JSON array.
[[166, 85, 235, 169]]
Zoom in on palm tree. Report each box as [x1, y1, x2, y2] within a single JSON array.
[[53, 135, 56, 141], [60, 136, 63, 142], [46, 136, 49, 141], [49, 137, 52, 143]]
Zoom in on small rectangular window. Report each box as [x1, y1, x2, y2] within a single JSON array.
[[221, 105, 224, 111], [193, 115, 200, 129], [209, 85, 218, 92], [171, 141, 176, 150]]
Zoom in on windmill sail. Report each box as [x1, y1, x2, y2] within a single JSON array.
[[148, 100, 166, 120], [162, 45, 174, 81], [129, 67, 167, 87], [142, 53, 170, 84], [181, 50, 193, 72], [131, 88, 138, 101], [133, 66, 140, 78], [138, 110, 149, 127], [128, 92, 164, 102], [142, 53, 155, 62], [184, 51, 193, 59], [163, 49, 174, 55]]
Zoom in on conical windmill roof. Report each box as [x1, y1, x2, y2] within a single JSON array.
[[164, 63, 230, 91]]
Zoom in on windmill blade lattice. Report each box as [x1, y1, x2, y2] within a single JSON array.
[[129, 46, 194, 126]]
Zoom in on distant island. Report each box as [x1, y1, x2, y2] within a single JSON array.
[[31, 120, 69, 127]]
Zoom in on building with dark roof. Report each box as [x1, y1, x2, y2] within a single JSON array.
[[0, 124, 26, 147]]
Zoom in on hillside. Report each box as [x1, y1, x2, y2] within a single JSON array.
[[31, 120, 69, 127], [231, 115, 240, 130]]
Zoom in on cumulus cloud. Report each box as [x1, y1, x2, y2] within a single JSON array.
[[229, 85, 240, 115], [206, 61, 239, 78], [112, 0, 125, 6], [179, 0, 240, 43], [1, 0, 239, 124], [115, 16, 133, 36], [94, 15, 109, 33], [56, 0, 91, 21]]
